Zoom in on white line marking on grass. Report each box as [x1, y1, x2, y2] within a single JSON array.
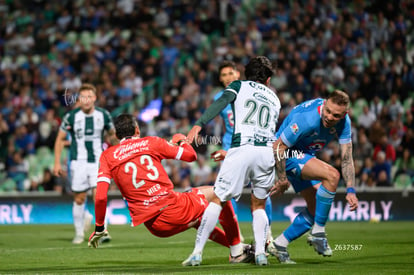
[[0, 244, 128, 253], [163, 241, 188, 244]]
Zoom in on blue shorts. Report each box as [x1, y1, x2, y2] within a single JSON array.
[[286, 153, 321, 193]]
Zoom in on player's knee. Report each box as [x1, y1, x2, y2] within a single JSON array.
[[326, 167, 340, 188], [74, 197, 85, 205]]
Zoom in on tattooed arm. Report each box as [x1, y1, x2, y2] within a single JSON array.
[[270, 138, 290, 196], [340, 142, 358, 211]]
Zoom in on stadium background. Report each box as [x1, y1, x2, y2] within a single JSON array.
[[0, 0, 413, 224]]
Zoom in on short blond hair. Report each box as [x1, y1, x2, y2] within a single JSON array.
[[79, 83, 97, 95], [328, 90, 350, 107]]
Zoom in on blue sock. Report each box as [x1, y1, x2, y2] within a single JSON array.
[[284, 208, 314, 242], [315, 185, 336, 226], [265, 197, 272, 224], [231, 198, 238, 216]]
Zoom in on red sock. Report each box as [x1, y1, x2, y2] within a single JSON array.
[[219, 201, 241, 246], [209, 227, 229, 247]]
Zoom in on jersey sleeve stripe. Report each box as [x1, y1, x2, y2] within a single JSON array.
[[175, 147, 184, 160], [281, 132, 293, 147], [339, 138, 352, 144], [97, 177, 111, 184], [225, 88, 238, 96]]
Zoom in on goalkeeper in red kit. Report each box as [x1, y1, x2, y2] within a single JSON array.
[[88, 114, 253, 264]]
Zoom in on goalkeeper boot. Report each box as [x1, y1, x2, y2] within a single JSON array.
[[229, 244, 255, 263], [99, 230, 112, 244], [255, 253, 268, 266], [182, 253, 202, 266], [267, 241, 296, 264], [307, 232, 332, 257]]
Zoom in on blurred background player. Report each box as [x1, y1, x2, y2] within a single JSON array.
[[89, 114, 253, 264], [53, 83, 115, 244], [271, 90, 359, 263], [184, 56, 281, 266], [213, 60, 274, 245]]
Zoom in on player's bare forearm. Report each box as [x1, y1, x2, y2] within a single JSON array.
[[186, 125, 201, 144], [53, 139, 63, 164], [53, 130, 67, 176], [273, 139, 288, 180], [275, 158, 287, 181], [340, 142, 355, 188], [271, 139, 290, 195], [106, 129, 118, 145], [341, 142, 358, 211], [53, 130, 66, 162]]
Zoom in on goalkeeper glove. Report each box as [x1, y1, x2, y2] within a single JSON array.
[[88, 225, 105, 248], [172, 133, 187, 146]]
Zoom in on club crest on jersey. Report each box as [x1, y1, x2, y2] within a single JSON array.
[[307, 142, 325, 151], [290, 123, 299, 134], [330, 127, 336, 134]]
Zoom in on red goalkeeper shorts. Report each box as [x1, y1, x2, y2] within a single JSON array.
[[144, 188, 208, 237]]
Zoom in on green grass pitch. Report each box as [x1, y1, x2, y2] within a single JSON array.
[[0, 221, 413, 274]]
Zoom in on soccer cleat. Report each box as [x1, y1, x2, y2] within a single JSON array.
[[182, 253, 202, 266], [255, 253, 268, 266], [307, 232, 333, 257], [83, 212, 93, 233], [267, 242, 296, 264], [229, 244, 255, 263], [72, 235, 84, 244], [99, 230, 112, 244], [265, 238, 276, 257]]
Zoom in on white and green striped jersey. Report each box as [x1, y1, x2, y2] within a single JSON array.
[[60, 107, 114, 163], [227, 80, 281, 147]]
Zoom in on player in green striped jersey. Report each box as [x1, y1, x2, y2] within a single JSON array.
[[53, 83, 115, 244]]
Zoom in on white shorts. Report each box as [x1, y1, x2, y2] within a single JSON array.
[[214, 145, 275, 201], [70, 160, 99, 192]]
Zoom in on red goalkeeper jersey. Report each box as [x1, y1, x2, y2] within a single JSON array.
[[95, 136, 197, 226]]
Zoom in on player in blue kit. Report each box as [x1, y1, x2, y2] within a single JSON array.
[[213, 61, 238, 153], [212, 61, 274, 245], [270, 90, 359, 264]]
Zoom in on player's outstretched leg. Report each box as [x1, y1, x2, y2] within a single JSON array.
[[308, 185, 334, 256], [183, 202, 222, 266], [182, 253, 202, 266], [270, 208, 314, 264]]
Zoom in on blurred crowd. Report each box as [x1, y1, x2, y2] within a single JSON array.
[[0, 0, 413, 193]]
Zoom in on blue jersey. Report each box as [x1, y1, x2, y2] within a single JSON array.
[[276, 98, 351, 155], [214, 90, 234, 150]]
